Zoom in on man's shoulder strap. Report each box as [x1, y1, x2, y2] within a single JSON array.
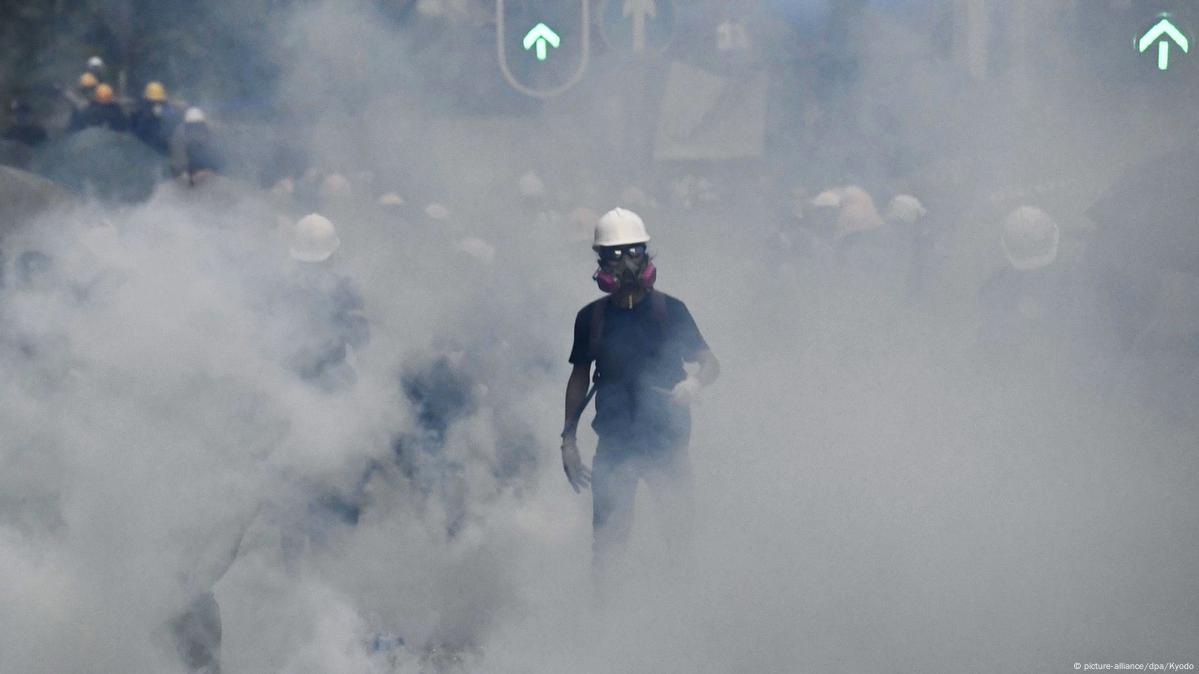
[[588, 296, 609, 362]]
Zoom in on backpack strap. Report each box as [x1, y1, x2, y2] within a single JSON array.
[[588, 296, 608, 369]]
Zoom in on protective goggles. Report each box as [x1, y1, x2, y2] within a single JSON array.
[[596, 244, 647, 263]]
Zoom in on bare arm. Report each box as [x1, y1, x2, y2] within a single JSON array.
[[562, 362, 592, 437], [560, 362, 592, 493]]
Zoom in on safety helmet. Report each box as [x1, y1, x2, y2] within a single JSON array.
[[87, 56, 104, 71], [593, 207, 650, 248], [811, 189, 842, 208], [93, 83, 114, 103], [319, 173, 352, 201], [271, 177, 295, 197], [1002, 206, 1059, 271], [183, 107, 206, 124], [290, 213, 341, 263], [143, 81, 167, 102], [834, 185, 884, 239], [377, 192, 405, 207], [424, 202, 451, 221], [79, 72, 99, 89], [887, 194, 927, 224]]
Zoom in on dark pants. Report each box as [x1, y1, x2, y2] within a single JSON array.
[[171, 592, 222, 673], [591, 429, 694, 590]]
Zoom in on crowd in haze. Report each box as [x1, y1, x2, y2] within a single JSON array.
[[1, 4, 1197, 671]]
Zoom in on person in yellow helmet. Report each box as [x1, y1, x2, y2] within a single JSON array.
[[64, 71, 101, 124], [131, 80, 179, 154], [93, 83, 114, 104], [143, 81, 167, 102], [79, 71, 98, 92], [69, 82, 129, 133]]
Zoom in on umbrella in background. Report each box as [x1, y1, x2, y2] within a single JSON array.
[[30, 127, 168, 204], [0, 165, 78, 242]]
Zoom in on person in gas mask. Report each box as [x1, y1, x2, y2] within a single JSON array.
[[560, 207, 720, 593]]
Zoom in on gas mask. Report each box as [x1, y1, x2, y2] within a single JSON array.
[[593, 243, 656, 293]]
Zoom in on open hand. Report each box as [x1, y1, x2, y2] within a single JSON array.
[[560, 436, 591, 493], [670, 376, 702, 407]]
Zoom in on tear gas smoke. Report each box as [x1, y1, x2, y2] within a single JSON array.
[[1, 1, 1196, 672]]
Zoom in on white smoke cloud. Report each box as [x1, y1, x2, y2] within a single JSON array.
[[2, 1, 1196, 672]]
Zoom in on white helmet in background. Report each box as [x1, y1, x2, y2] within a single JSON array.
[[594, 207, 650, 248], [811, 189, 843, 208], [835, 185, 884, 239], [184, 107, 206, 124], [377, 192, 405, 207], [1001, 206, 1060, 271], [887, 194, 927, 224], [319, 173, 353, 201], [87, 55, 104, 71], [424, 202, 452, 221], [290, 213, 341, 262]]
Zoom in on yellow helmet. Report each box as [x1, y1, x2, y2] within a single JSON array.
[[79, 72, 99, 88], [143, 81, 167, 102], [93, 83, 114, 103]]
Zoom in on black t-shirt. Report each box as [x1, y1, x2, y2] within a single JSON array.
[[569, 291, 709, 439]]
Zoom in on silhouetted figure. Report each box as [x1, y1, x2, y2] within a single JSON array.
[[2, 101, 48, 147]]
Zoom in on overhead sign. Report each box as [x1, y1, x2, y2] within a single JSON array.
[[1137, 15, 1190, 70], [496, 0, 590, 98], [598, 0, 676, 56], [653, 61, 767, 161], [523, 23, 560, 62]]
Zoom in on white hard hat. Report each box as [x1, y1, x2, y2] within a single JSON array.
[[811, 189, 842, 208], [319, 173, 352, 201], [270, 177, 295, 197], [835, 186, 884, 238], [184, 107, 206, 124], [290, 213, 341, 262], [887, 194, 927, 224], [424, 202, 451, 221], [518, 171, 545, 198], [87, 56, 104, 70], [594, 207, 650, 248], [1001, 206, 1059, 271], [377, 192, 405, 207]]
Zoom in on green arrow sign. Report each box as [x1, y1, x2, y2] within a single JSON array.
[[523, 23, 561, 61], [1138, 17, 1189, 70]]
